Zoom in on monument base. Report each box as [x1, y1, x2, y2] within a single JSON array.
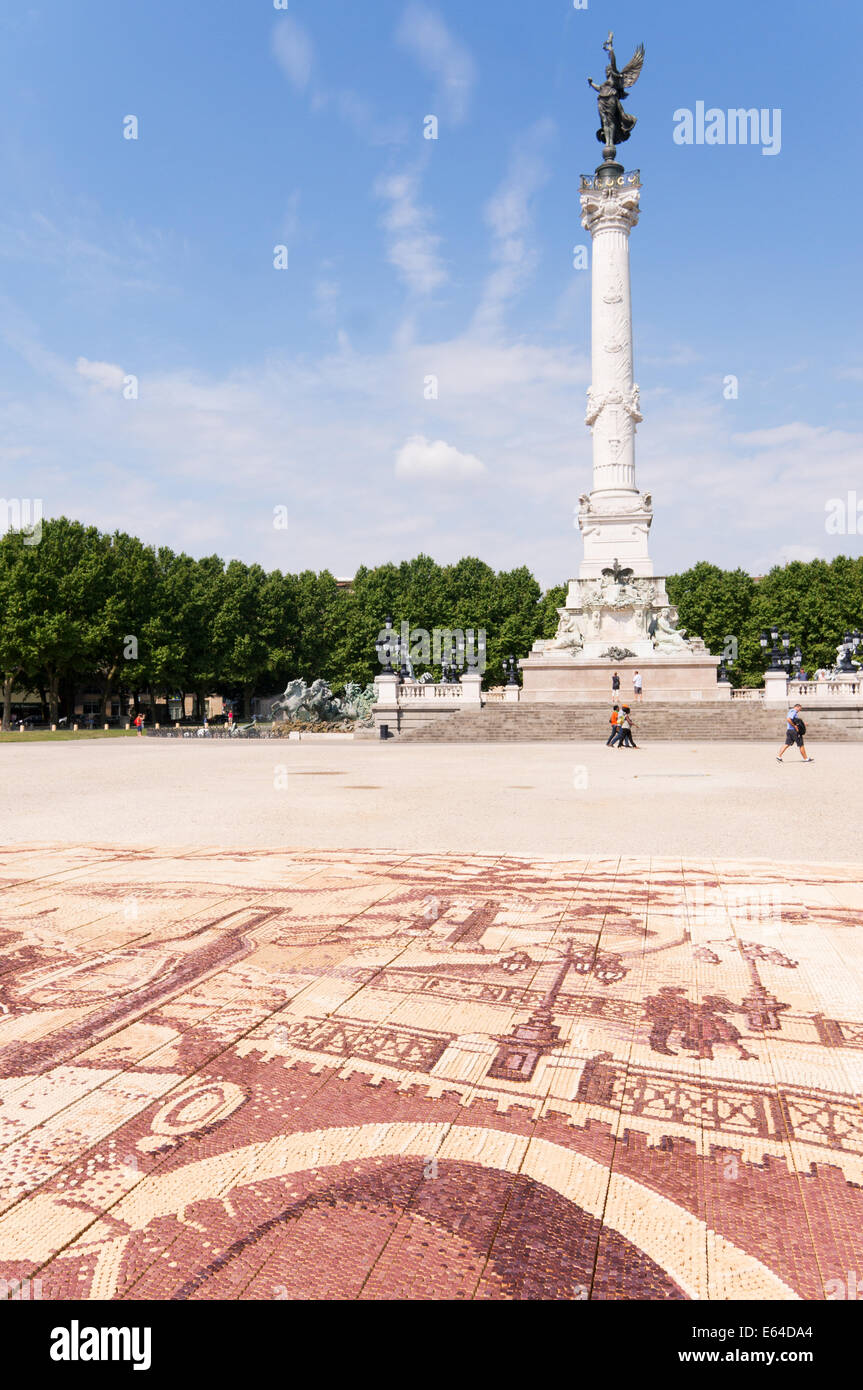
[[523, 570, 724, 702], [520, 653, 729, 704]]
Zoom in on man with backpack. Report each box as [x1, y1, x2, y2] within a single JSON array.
[[776, 704, 813, 763]]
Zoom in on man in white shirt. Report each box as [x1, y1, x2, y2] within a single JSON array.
[[633, 670, 643, 701]]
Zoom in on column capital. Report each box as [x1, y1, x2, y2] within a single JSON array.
[[580, 180, 640, 236]]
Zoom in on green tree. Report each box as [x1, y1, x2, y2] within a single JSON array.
[[7, 518, 106, 723], [212, 560, 273, 719], [667, 563, 756, 684], [0, 529, 33, 729], [536, 584, 568, 642], [88, 531, 163, 719]]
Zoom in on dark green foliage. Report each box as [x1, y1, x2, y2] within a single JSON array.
[[1, 517, 859, 724], [668, 557, 863, 684]]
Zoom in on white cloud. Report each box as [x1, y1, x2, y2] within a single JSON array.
[[271, 19, 314, 93], [5, 314, 860, 589], [396, 2, 477, 126], [395, 434, 486, 481], [641, 344, 702, 368], [775, 544, 822, 565], [0, 210, 170, 298], [473, 121, 555, 335], [375, 170, 447, 295], [270, 20, 406, 145], [411, 337, 585, 399], [75, 357, 125, 392], [731, 422, 836, 449]]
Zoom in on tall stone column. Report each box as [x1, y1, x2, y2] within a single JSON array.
[[578, 167, 653, 579]]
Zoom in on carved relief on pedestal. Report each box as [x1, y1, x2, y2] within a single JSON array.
[[539, 574, 703, 663]]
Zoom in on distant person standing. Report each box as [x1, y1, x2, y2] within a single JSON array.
[[134, 712, 144, 737], [612, 671, 621, 695], [776, 704, 813, 763], [606, 705, 620, 746], [633, 670, 643, 702]]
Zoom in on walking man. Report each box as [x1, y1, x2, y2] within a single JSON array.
[[777, 704, 813, 763], [633, 670, 643, 702], [606, 704, 620, 745]]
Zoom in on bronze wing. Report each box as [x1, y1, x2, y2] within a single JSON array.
[[619, 44, 645, 91]]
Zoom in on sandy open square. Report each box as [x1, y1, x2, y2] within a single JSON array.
[[1, 737, 860, 862]]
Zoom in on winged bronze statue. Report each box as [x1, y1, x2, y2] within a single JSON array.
[[587, 32, 645, 155]]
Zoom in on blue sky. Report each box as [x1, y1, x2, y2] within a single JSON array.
[[1, 0, 861, 586]]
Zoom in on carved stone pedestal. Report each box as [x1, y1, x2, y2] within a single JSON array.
[[520, 652, 730, 704]]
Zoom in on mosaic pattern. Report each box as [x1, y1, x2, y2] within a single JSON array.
[[0, 844, 862, 1301]]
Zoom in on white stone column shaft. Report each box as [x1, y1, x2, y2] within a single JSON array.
[[578, 174, 653, 579]]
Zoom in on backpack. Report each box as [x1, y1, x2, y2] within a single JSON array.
[[792, 716, 806, 737]]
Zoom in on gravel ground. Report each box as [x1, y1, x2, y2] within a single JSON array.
[[0, 737, 856, 863]]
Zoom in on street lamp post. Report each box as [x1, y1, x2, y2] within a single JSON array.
[[760, 626, 796, 674], [375, 615, 396, 674]]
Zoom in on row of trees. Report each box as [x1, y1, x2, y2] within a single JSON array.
[[666, 558, 863, 683], [1, 519, 861, 727], [0, 519, 555, 727]]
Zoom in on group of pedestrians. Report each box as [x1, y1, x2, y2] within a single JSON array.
[[606, 704, 638, 748], [601, 683, 815, 764]]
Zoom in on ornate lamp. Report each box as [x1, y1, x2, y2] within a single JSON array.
[[760, 626, 785, 672], [375, 615, 395, 674]]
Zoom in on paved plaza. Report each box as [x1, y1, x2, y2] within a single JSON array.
[[0, 806, 862, 1299], [1, 737, 861, 861]]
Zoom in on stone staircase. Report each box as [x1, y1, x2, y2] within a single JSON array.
[[395, 702, 863, 743]]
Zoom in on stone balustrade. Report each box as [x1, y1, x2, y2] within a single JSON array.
[[730, 679, 862, 703], [790, 679, 863, 699], [396, 682, 466, 702]]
